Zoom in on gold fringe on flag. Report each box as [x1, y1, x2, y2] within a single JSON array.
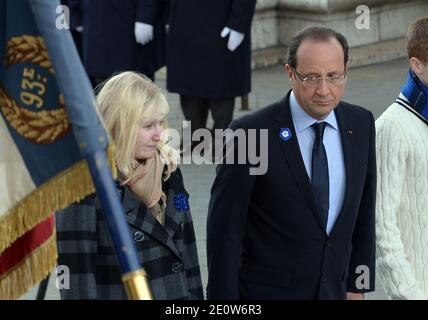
[[0, 231, 58, 300], [0, 143, 117, 255]]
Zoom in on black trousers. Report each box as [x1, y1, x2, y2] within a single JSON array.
[[180, 95, 235, 134]]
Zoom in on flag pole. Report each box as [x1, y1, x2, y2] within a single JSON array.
[[86, 151, 153, 300], [29, 0, 152, 299]]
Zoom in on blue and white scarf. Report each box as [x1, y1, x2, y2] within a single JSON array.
[[396, 69, 428, 126]]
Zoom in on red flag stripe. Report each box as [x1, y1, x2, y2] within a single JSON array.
[[0, 215, 55, 275]]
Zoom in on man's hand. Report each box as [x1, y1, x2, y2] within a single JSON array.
[[220, 27, 245, 52], [134, 22, 153, 45], [346, 292, 364, 300]]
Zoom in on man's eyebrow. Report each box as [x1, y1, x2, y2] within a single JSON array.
[[301, 71, 321, 77], [301, 70, 343, 76]]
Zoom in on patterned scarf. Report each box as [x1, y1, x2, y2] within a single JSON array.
[[397, 69, 428, 126], [127, 151, 166, 225]]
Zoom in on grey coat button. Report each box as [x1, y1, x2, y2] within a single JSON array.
[[171, 262, 184, 273], [134, 231, 144, 242]]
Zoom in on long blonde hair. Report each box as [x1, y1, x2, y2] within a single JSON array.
[[96, 71, 178, 183]]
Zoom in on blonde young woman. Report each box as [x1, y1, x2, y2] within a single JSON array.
[[56, 71, 203, 300]]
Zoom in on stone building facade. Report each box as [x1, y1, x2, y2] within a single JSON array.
[[252, 0, 428, 68]]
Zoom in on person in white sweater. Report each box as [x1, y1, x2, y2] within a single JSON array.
[[376, 16, 428, 299]]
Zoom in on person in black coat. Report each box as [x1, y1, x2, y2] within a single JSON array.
[[207, 27, 376, 300], [56, 72, 203, 299], [166, 0, 257, 146], [68, 0, 167, 85]]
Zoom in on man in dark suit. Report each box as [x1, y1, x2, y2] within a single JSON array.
[[207, 26, 376, 300]]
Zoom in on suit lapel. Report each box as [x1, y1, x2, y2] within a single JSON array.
[[273, 93, 325, 233]]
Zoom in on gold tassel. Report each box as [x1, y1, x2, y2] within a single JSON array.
[[0, 231, 58, 300], [0, 144, 117, 254]]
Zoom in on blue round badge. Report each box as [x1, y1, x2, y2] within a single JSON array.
[[279, 128, 292, 141]]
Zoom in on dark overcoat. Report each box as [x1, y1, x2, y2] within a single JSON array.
[[69, 0, 167, 78], [166, 0, 257, 98]]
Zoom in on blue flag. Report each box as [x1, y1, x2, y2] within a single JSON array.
[[0, 0, 115, 299]]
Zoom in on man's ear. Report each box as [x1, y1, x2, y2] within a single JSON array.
[[410, 57, 423, 75], [284, 64, 294, 79]]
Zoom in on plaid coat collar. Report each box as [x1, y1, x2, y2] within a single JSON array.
[[120, 170, 189, 260]]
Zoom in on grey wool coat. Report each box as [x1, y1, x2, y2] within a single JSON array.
[[56, 168, 204, 300]]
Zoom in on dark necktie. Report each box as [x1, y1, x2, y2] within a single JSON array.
[[311, 122, 329, 229]]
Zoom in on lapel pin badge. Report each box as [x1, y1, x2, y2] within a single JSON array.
[[174, 193, 189, 212], [279, 128, 292, 142], [348, 129, 353, 135]]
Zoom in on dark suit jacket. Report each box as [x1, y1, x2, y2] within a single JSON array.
[[207, 91, 376, 299], [56, 168, 203, 300]]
